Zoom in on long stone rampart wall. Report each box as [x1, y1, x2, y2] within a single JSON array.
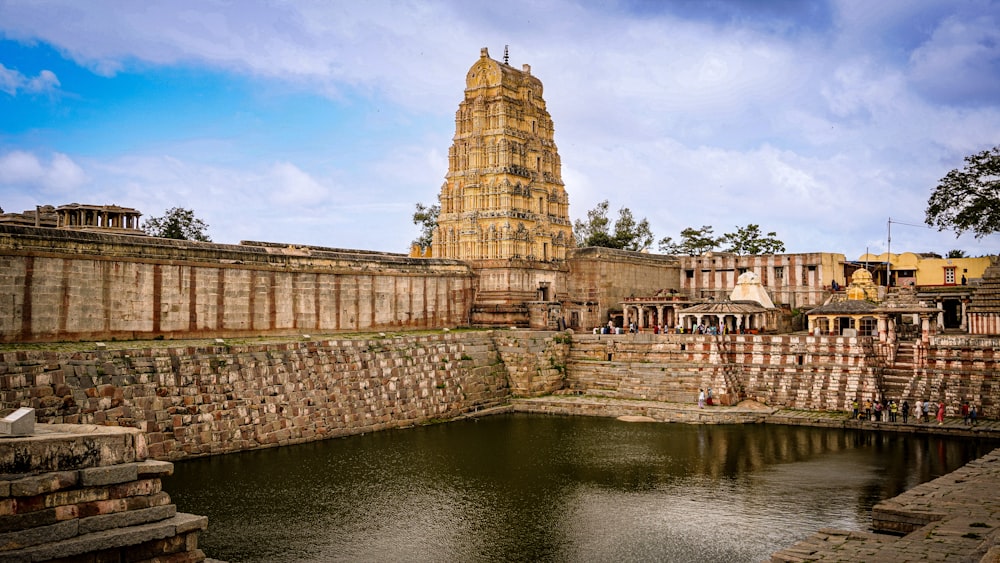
[[0, 225, 474, 343], [0, 333, 510, 460]]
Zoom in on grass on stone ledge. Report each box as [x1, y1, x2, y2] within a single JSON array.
[[0, 327, 495, 354]]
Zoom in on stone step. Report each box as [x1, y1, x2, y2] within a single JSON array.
[[1, 513, 207, 562]]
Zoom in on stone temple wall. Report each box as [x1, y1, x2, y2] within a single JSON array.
[[565, 333, 1000, 417], [900, 335, 1000, 415], [3, 331, 1000, 464], [565, 333, 873, 409], [0, 333, 511, 460], [0, 225, 474, 343]]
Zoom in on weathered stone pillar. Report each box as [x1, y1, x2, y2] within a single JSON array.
[[920, 313, 933, 343], [877, 315, 888, 343]]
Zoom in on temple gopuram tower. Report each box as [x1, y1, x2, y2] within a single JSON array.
[[433, 47, 574, 327], [433, 47, 572, 262]]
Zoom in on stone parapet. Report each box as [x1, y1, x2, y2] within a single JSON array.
[[0, 424, 207, 562]]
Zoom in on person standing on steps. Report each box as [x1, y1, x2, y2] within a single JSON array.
[[962, 401, 970, 425], [902, 399, 910, 424], [971, 405, 978, 426], [936, 401, 945, 425], [915, 399, 923, 423], [698, 388, 705, 409]]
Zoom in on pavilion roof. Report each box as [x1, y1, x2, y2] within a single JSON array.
[[679, 300, 768, 315], [808, 299, 878, 316]]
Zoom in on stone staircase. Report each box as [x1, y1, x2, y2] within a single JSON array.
[[882, 340, 924, 401], [714, 334, 746, 404]]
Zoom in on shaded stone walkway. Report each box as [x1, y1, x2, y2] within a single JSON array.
[[510, 397, 1000, 562], [771, 450, 1000, 562]]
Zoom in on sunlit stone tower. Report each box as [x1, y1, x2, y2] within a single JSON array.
[[432, 47, 574, 327], [433, 47, 573, 263]]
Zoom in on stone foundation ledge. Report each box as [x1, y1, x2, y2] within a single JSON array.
[[0, 424, 147, 477], [0, 424, 208, 562]]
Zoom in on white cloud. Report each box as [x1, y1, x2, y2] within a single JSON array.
[[908, 14, 1000, 104], [266, 162, 329, 206], [0, 151, 85, 192], [0, 63, 59, 95], [1, 1, 999, 259], [79, 153, 421, 250]]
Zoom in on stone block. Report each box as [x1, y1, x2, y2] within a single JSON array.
[[0, 407, 34, 436], [0, 507, 59, 534], [78, 503, 176, 535], [0, 517, 78, 551], [79, 463, 139, 487], [8, 471, 78, 499], [136, 460, 174, 478]]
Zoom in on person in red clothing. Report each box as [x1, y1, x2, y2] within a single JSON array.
[[936, 401, 945, 425], [962, 401, 970, 425]]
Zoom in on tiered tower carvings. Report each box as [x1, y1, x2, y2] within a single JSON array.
[[433, 47, 573, 263]]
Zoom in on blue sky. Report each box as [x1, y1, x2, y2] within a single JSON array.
[[1, 0, 999, 259]]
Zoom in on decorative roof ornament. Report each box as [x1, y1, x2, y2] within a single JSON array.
[[729, 271, 775, 309]]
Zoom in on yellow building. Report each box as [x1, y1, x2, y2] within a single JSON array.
[[852, 252, 994, 332], [807, 269, 880, 336], [857, 252, 990, 288]]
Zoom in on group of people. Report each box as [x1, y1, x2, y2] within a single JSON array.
[[592, 323, 754, 335], [697, 388, 714, 408], [851, 398, 979, 425], [594, 321, 624, 335]]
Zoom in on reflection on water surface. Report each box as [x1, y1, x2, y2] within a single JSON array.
[[164, 414, 997, 562]]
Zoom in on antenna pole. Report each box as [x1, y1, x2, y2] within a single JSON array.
[[886, 217, 892, 289]]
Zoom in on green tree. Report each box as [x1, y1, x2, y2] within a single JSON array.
[[411, 202, 440, 249], [926, 145, 1000, 238], [573, 200, 613, 247], [573, 200, 653, 251], [659, 225, 721, 255], [721, 224, 786, 255], [946, 249, 967, 258], [142, 207, 210, 241], [613, 207, 654, 251], [657, 236, 681, 254]]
